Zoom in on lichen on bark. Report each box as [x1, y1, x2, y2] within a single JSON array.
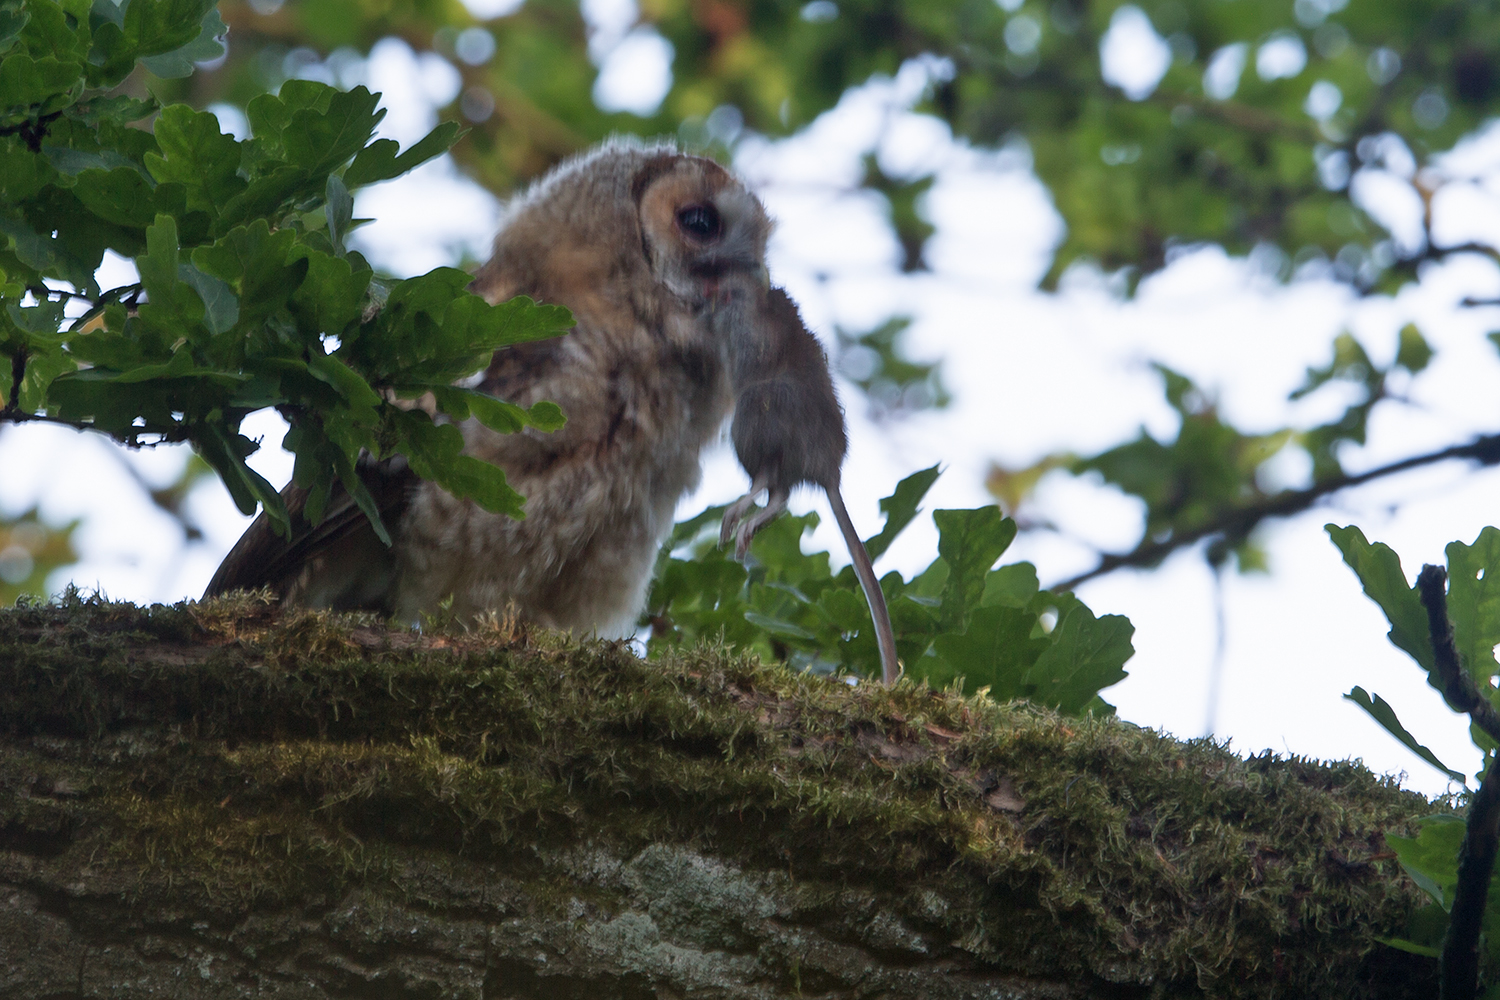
[[0, 592, 1439, 997]]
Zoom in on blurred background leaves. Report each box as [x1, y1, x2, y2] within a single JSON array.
[[0, 507, 75, 605]]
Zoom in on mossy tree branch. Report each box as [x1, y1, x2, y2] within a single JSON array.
[[0, 594, 1446, 998]]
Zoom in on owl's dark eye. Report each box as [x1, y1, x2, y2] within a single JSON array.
[[676, 204, 722, 241]]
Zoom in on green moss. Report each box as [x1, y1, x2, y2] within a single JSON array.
[[0, 592, 1438, 997]]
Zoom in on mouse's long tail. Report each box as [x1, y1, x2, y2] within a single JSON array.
[[827, 488, 900, 685]]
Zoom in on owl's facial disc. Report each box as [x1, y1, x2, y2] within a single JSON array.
[[638, 158, 770, 303]]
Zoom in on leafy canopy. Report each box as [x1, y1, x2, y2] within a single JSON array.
[[0, 0, 573, 542], [193, 0, 1500, 285]]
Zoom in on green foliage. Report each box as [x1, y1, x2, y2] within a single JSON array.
[[1328, 523, 1500, 770], [0, 2, 573, 544], [1291, 328, 1429, 483], [644, 467, 1132, 715], [1075, 364, 1294, 570], [193, 0, 1500, 292], [1383, 814, 1467, 958], [1327, 524, 1435, 674], [1344, 686, 1463, 784], [859, 153, 934, 273], [1381, 809, 1500, 978], [623, 0, 1500, 292], [1329, 523, 1500, 971], [861, 462, 940, 561]]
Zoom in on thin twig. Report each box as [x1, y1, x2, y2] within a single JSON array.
[[1417, 565, 1500, 1000], [1151, 87, 1322, 144], [0, 409, 100, 435], [5, 347, 22, 413], [1050, 433, 1500, 592], [0, 407, 190, 448], [25, 285, 93, 304], [0, 110, 63, 152], [1380, 243, 1500, 294]]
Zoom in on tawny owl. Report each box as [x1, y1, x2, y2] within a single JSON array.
[[207, 142, 768, 638]]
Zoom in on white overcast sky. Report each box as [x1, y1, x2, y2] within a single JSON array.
[[5, 0, 1500, 797]]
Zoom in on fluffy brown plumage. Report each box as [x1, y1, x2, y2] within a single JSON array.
[[206, 142, 771, 637]]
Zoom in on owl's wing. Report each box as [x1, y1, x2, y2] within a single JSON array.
[[203, 454, 417, 611]]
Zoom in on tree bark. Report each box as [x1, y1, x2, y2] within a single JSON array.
[[0, 594, 1438, 998]]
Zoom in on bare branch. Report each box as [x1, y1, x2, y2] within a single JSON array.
[[1151, 88, 1322, 144], [0, 408, 103, 437], [1050, 432, 1500, 592], [1387, 243, 1500, 288], [25, 284, 92, 304]]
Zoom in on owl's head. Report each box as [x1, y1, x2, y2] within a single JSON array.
[[634, 153, 771, 307]]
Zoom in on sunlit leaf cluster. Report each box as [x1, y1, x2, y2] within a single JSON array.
[[197, 0, 1500, 283]]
